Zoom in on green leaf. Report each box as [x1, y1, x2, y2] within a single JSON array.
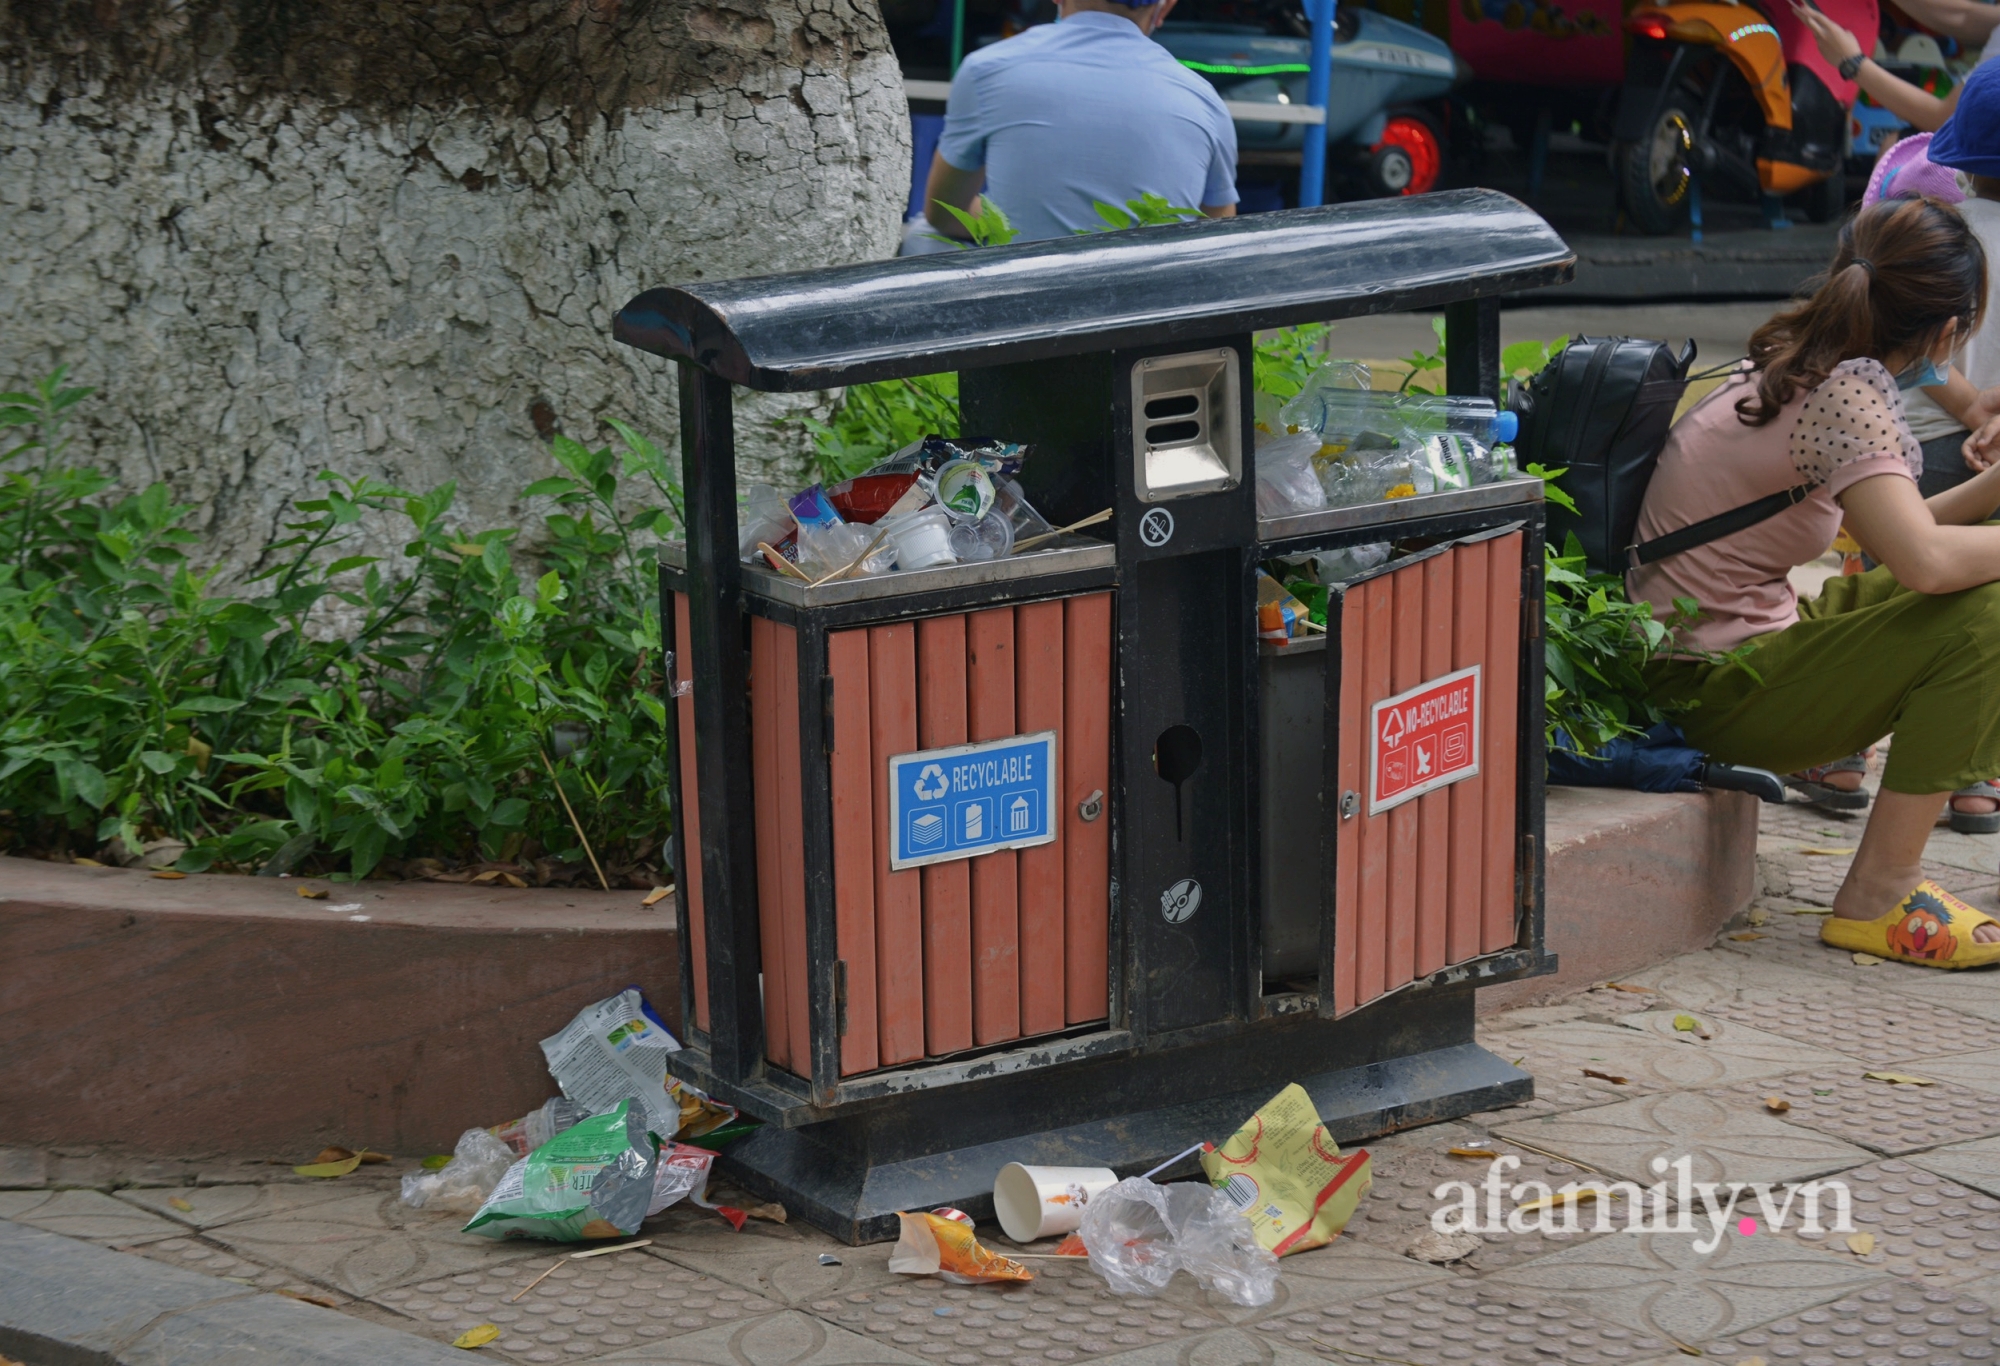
[[522, 477, 577, 498], [139, 750, 180, 775], [488, 796, 530, 827]]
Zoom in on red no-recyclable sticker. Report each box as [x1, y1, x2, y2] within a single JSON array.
[[1369, 665, 1481, 815]]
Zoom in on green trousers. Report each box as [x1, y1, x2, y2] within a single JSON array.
[[1647, 565, 2000, 795]]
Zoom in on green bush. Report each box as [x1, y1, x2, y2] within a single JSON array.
[[0, 370, 679, 882]]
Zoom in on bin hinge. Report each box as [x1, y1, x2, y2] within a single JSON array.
[[834, 959, 849, 1038], [1518, 833, 1537, 915], [1524, 606, 1541, 641], [1339, 790, 1360, 820], [822, 676, 836, 755]]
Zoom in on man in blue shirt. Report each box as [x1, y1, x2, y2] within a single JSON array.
[[924, 0, 1239, 243]]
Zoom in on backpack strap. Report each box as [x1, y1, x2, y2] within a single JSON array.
[[1626, 482, 1818, 569]]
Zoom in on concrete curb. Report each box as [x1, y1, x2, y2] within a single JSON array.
[[0, 1219, 463, 1365]]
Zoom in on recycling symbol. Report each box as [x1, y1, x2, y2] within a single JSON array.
[[1381, 709, 1405, 748], [913, 763, 949, 801]]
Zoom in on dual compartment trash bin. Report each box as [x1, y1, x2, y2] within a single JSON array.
[[617, 188, 1574, 1243]]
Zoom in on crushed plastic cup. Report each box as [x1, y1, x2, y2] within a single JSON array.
[[993, 1163, 1118, 1241], [947, 510, 1014, 562], [883, 506, 956, 571]]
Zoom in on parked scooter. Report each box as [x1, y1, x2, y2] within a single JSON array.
[[1612, 0, 1875, 233]]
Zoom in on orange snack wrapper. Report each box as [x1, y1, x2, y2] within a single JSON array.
[[886, 1211, 1034, 1284]]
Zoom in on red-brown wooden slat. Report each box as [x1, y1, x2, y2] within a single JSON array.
[[1447, 540, 1489, 966], [1014, 599, 1067, 1038], [1482, 532, 1524, 953], [1356, 578, 1392, 1006], [965, 608, 1022, 1047], [826, 629, 878, 1076], [1386, 566, 1423, 990], [1333, 585, 1365, 1015], [918, 615, 974, 1055], [774, 622, 812, 1073], [671, 594, 709, 1032], [1063, 593, 1112, 1024], [869, 624, 927, 1067], [749, 617, 791, 1070], [1415, 551, 1454, 977]]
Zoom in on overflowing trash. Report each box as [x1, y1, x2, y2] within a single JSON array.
[[489, 1097, 593, 1158], [1253, 363, 1521, 517], [1076, 1177, 1279, 1307], [464, 1099, 661, 1242], [1249, 542, 1395, 645], [400, 1127, 519, 1212], [739, 437, 1086, 584], [1199, 1083, 1373, 1257]]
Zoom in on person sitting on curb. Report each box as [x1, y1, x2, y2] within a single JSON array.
[[1629, 197, 2000, 969], [1794, 0, 1999, 132], [921, 0, 1239, 245]]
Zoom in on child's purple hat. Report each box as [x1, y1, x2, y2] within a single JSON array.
[[1864, 132, 1965, 207]]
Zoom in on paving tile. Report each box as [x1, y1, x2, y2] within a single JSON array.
[[203, 1189, 544, 1297], [1922, 828, 2000, 879], [639, 1201, 901, 1307], [592, 1310, 931, 1365], [1483, 1227, 1888, 1347], [131, 1233, 308, 1294], [1616, 945, 1864, 1012], [1256, 1280, 1670, 1364], [0, 1147, 49, 1189], [1912, 1134, 2000, 1200], [1488, 1009, 1858, 1095], [1084, 1326, 1350, 1366], [1886, 1048, 2000, 1095], [0, 1188, 189, 1245], [372, 1255, 781, 1362], [1864, 968, 2000, 1028], [1693, 970, 2000, 1064], [1713, 1068, 2000, 1157], [116, 1182, 358, 1231], [1493, 1090, 1874, 1187], [1700, 1276, 2000, 1363], [1779, 1159, 2000, 1286]]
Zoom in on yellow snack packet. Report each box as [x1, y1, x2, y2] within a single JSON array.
[[1200, 1083, 1372, 1256], [886, 1212, 1034, 1284]]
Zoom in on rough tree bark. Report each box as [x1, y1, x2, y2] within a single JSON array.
[[0, 0, 908, 576]]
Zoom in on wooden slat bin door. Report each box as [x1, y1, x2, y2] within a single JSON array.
[[1330, 532, 1524, 1017]]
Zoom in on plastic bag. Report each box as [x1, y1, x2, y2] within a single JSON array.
[[1078, 1177, 1278, 1307], [464, 1098, 658, 1242], [540, 989, 683, 1140], [489, 1097, 592, 1157], [887, 1210, 1034, 1284], [400, 1127, 520, 1213], [647, 1142, 718, 1216], [797, 519, 893, 579], [1200, 1083, 1372, 1258], [737, 484, 792, 562], [1313, 542, 1390, 584], [1255, 431, 1328, 518]]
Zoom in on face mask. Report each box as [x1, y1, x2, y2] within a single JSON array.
[[1897, 355, 1950, 390]]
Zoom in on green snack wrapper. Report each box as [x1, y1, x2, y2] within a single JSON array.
[[463, 1098, 659, 1241]]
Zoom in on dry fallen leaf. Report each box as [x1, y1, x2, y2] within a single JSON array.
[[72, 857, 106, 867], [1788, 906, 1835, 915], [1865, 1071, 1935, 1086], [168, 1196, 194, 1211], [1728, 932, 1766, 941], [296, 886, 329, 900], [452, 1324, 501, 1349], [1582, 1068, 1629, 1085], [1448, 1146, 1499, 1159], [1514, 1187, 1610, 1214], [1746, 908, 1769, 927], [151, 869, 187, 880], [501, 872, 529, 889], [278, 1289, 341, 1308], [1407, 1228, 1483, 1263], [308, 1146, 391, 1166], [1605, 982, 1656, 994], [1765, 1097, 1791, 1114], [471, 869, 506, 884], [421, 1154, 453, 1171], [1799, 847, 1857, 856], [745, 1201, 788, 1224], [1852, 952, 1883, 966], [1673, 1014, 1701, 1032], [1847, 1232, 1876, 1256], [293, 1154, 364, 1178]]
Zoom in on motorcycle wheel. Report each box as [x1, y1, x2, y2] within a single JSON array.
[[1614, 94, 1697, 235], [1802, 164, 1847, 223], [1365, 113, 1444, 197]]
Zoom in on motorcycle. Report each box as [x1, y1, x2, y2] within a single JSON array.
[[1611, 0, 1876, 233]]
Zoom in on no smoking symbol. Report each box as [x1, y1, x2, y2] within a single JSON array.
[[1139, 508, 1175, 547]]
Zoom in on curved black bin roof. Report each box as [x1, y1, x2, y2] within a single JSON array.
[[613, 189, 1573, 392]]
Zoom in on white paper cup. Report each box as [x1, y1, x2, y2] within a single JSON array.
[[992, 1163, 1118, 1242]]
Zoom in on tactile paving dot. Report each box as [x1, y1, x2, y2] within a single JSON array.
[[132, 1235, 293, 1291], [817, 1261, 1214, 1362], [1340, 1140, 1605, 1273], [1701, 1277, 2000, 1363], [1255, 1283, 1666, 1364], [372, 1257, 777, 1361], [1700, 981, 2000, 1061], [1719, 1070, 2000, 1156], [1777, 1160, 2000, 1286]]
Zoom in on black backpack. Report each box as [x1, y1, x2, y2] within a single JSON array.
[[1512, 337, 1816, 575]]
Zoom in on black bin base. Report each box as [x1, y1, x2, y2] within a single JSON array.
[[711, 987, 1531, 1244]]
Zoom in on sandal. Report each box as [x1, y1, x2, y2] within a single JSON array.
[[1820, 880, 2000, 969], [1784, 753, 1871, 812], [1950, 779, 2000, 835]]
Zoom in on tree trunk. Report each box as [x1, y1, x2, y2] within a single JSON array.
[[0, 0, 908, 575]]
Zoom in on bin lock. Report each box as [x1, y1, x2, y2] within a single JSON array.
[[1339, 790, 1360, 820], [1078, 789, 1104, 822]]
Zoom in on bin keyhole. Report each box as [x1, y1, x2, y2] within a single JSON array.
[[1153, 724, 1203, 842]]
